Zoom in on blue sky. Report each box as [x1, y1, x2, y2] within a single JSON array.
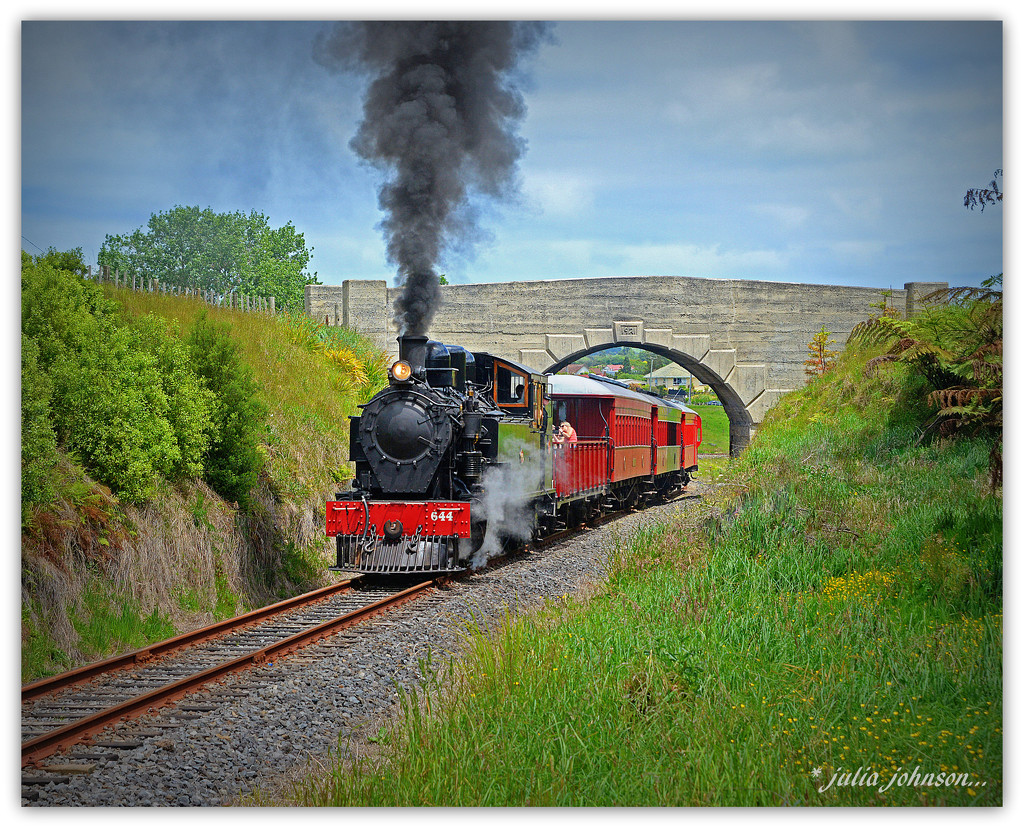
[[19, 11, 1004, 292]]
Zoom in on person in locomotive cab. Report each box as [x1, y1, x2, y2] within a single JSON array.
[[514, 383, 525, 402], [553, 420, 578, 445]]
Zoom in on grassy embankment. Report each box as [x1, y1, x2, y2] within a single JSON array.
[[22, 284, 387, 682], [689, 403, 729, 455], [287, 339, 1001, 807]]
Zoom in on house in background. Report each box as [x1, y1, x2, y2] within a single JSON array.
[[646, 363, 709, 395]]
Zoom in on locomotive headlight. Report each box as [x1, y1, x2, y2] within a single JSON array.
[[390, 360, 413, 382]]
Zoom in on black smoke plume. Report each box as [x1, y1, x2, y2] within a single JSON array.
[[315, 21, 550, 335]]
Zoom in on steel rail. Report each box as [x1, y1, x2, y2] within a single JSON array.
[[22, 577, 361, 702], [22, 579, 433, 767]]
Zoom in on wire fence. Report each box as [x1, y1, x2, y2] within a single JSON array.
[[86, 265, 276, 315]]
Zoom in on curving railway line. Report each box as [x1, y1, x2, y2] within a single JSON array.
[[21, 487, 698, 804]]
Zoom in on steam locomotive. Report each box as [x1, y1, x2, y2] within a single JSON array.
[[325, 334, 702, 575]]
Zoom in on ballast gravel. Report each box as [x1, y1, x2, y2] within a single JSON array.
[[23, 491, 702, 807]]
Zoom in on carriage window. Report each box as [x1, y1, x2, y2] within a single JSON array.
[[495, 364, 529, 406]]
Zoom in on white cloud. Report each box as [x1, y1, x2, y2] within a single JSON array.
[[614, 241, 788, 277], [749, 203, 811, 231], [828, 240, 886, 263], [522, 171, 597, 218], [827, 189, 885, 224], [750, 113, 873, 155]]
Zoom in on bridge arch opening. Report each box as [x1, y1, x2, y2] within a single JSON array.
[[545, 342, 753, 456]]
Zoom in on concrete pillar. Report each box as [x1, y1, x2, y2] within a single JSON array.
[[904, 281, 948, 317]]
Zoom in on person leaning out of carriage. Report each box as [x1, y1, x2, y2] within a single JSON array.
[[553, 420, 578, 445]]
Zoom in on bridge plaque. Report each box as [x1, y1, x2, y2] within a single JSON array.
[[613, 321, 644, 342]]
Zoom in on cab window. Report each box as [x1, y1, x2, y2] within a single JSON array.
[[532, 380, 546, 428], [495, 363, 529, 407]]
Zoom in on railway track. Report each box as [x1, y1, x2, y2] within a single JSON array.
[[21, 577, 434, 767], [21, 488, 691, 773]]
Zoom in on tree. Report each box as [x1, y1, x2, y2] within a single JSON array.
[[31, 246, 88, 275], [805, 326, 838, 377], [99, 206, 320, 310], [964, 170, 1002, 212]]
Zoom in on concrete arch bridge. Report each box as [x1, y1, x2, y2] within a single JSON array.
[[306, 275, 945, 455]]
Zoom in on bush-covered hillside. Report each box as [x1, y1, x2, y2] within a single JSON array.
[[21, 252, 388, 682]]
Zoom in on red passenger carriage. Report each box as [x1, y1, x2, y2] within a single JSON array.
[[547, 374, 701, 510]]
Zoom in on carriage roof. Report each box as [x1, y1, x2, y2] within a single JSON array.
[[547, 373, 697, 416]]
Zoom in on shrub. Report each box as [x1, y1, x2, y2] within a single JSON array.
[[49, 325, 182, 503], [21, 334, 57, 517], [187, 312, 267, 507], [129, 315, 215, 478], [21, 255, 219, 503], [21, 253, 117, 368]]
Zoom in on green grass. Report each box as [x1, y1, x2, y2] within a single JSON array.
[[285, 343, 1001, 807], [21, 602, 74, 682], [690, 403, 729, 454], [70, 578, 177, 664]]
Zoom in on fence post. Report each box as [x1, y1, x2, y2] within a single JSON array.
[[269, 297, 275, 315]]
